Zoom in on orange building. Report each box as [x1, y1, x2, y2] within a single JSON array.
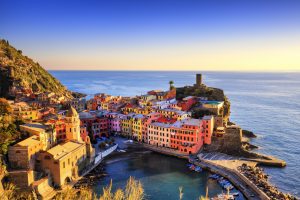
[[170, 119, 204, 155]]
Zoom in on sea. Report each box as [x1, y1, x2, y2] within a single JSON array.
[[50, 71, 300, 198]]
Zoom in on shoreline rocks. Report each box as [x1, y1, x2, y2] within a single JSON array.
[[238, 164, 298, 200], [242, 129, 257, 138]]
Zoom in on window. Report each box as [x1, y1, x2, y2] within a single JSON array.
[[63, 162, 65, 168], [44, 155, 51, 160]]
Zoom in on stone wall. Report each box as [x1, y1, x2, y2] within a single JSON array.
[[8, 170, 34, 189]]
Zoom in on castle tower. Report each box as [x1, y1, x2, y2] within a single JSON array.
[[196, 74, 202, 86], [65, 106, 81, 142]]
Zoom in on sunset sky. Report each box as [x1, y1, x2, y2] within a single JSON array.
[[1, 0, 300, 71]]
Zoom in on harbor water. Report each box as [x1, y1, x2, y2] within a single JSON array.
[[50, 70, 300, 197]]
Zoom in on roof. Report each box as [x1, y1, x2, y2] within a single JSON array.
[[182, 118, 201, 126], [46, 141, 84, 160], [66, 106, 78, 117], [16, 135, 41, 147], [150, 122, 173, 128], [202, 115, 213, 120], [182, 96, 195, 101], [20, 123, 48, 133], [79, 111, 94, 119], [133, 114, 144, 119]]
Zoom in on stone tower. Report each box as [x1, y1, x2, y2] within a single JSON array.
[[196, 74, 202, 86], [65, 106, 81, 142]]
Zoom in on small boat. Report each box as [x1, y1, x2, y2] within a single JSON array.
[[186, 163, 192, 167], [223, 184, 234, 190], [209, 174, 221, 179], [124, 140, 133, 143], [216, 193, 234, 200], [117, 149, 126, 153], [195, 166, 202, 172], [230, 192, 239, 197], [189, 164, 195, 170]]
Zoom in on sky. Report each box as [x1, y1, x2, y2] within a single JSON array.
[[1, 0, 300, 71]]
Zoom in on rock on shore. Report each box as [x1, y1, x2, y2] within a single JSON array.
[[242, 129, 257, 138]]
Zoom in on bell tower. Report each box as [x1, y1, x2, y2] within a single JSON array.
[[65, 106, 81, 141]]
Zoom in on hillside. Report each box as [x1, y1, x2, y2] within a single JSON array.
[[176, 84, 231, 119], [0, 39, 73, 99]]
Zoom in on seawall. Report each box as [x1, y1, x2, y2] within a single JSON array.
[[142, 143, 269, 200]]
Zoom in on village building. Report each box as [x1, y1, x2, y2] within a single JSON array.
[[132, 114, 144, 141], [106, 112, 124, 134], [202, 115, 214, 144], [178, 96, 197, 111], [69, 98, 86, 112], [170, 119, 204, 154], [142, 112, 162, 143], [79, 111, 109, 138], [38, 141, 87, 187], [20, 123, 57, 150], [148, 122, 172, 148], [200, 100, 224, 116]]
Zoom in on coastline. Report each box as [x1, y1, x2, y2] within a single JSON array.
[[137, 141, 296, 200]]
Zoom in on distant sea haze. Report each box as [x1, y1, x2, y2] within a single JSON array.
[[50, 70, 300, 197]]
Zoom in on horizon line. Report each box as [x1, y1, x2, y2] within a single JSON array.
[[47, 69, 300, 73]]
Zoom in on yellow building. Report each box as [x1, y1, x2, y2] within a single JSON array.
[[132, 114, 144, 141], [14, 107, 38, 121], [65, 106, 82, 142], [39, 141, 87, 187], [20, 123, 57, 150], [133, 107, 152, 115], [121, 113, 135, 137], [8, 135, 45, 170]]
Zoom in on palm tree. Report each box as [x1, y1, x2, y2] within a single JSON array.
[[169, 80, 174, 90]]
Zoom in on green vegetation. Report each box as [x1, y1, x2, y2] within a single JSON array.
[[176, 85, 231, 119], [1, 177, 144, 200], [191, 108, 215, 119], [0, 98, 23, 156], [169, 80, 175, 90], [0, 98, 24, 191], [0, 39, 72, 99]]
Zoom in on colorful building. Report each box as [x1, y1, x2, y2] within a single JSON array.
[[178, 96, 197, 111], [202, 115, 214, 145], [148, 122, 172, 148], [132, 114, 144, 141], [170, 119, 204, 155]]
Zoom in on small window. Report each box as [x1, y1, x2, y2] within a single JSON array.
[[44, 155, 51, 160]]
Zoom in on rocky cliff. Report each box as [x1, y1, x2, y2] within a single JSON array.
[[0, 39, 73, 99], [176, 84, 231, 119]]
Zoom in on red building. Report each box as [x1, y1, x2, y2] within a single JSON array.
[[202, 116, 214, 145], [170, 119, 204, 154], [178, 96, 197, 111], [79, 112, 109, 139]]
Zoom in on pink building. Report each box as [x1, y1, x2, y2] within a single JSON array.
[[202, 115, 214, 145], [142, 112, 161, 143], [148, 122, 172, 148], [170, 119, 204, 154], [106, 112, 123, 133]]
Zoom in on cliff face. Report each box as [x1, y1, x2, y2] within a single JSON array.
[[176, 84, 231, 119], [0, 39, 72, 99]]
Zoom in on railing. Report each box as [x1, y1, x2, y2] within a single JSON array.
[[94, 144, 118, 164]]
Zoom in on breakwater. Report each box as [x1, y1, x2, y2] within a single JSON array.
[[141, 143, 292, 200]]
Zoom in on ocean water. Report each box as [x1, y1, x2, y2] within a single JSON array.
[[50, 70, 300, 197]]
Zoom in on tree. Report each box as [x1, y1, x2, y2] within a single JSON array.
[[0, 98, 12, 115], [169, 80, 175, 90]]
